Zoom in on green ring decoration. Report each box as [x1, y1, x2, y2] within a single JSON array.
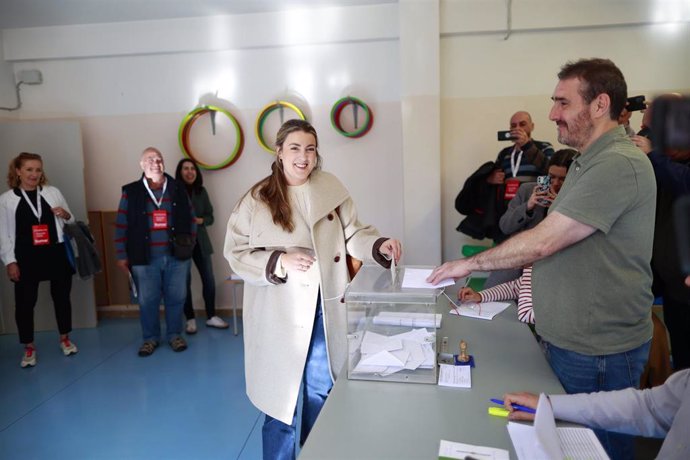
[[255, 101, 307, 153], [178, 105, 244, 170], [330, 96, 373, 138]]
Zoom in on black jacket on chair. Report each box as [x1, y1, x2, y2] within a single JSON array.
[[455, 161, 507, 242]]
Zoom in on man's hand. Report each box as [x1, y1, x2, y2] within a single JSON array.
[[511, 128, 530, 148], [7, 262, 20, 282], [427, 259, 471, 285], [487, 169, 505, 185], [116, 259, 130, 274], [503, 392, 539, 421]]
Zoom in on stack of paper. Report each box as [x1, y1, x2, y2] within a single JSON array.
[[507, 393, 610, 460], [449, 301, 510, 320], [437, 364, 471, 388], [373, 311, 442, 328], [351, 329, 435, 376]]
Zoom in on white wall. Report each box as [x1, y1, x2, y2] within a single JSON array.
[[0, 34, 18, 113], [440, 0, 690, 263]]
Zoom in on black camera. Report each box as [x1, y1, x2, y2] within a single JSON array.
[[497, 130, 515, 141], [626, 95, 647, 112]]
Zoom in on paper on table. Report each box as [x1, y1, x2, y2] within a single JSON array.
[[507, 393, 610, 460], [402, 268, 455, 289], [438, 440, 509, 460], [438, 364, 471, 388], [449, 301, 511, 320]]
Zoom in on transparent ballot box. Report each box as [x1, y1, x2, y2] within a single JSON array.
[[345, 264, 441, 384]]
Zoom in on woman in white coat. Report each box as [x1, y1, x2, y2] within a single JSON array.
[[225, 119, 401, 460], [0, 152, 77, 368]]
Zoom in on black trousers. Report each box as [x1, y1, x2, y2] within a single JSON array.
[[14, 271, 73, 344], [663, 297, 690, 370]]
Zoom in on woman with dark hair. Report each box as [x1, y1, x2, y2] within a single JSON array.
[[224, 119, 401, 459], [174, 159, 228, 333], [0, 152, 77, 367]]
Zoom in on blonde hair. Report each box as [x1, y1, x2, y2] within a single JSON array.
[[7, 152, 48, 189]]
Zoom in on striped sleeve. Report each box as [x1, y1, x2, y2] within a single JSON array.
[[516, 266, 535, 324], [479, 278, 520, 302]]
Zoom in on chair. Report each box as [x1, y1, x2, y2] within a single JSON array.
[[225, 274, 243, 336]]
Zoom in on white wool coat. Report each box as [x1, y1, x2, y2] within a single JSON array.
[[224, 170, 385, 424]]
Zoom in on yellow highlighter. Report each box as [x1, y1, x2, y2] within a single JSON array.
[[488, 406, 510, 417]]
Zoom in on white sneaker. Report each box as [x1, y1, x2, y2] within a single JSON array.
[[186, 319, 197, 334], [21, 346, 36, 368], [60, 338, 78, 356], [206, 316, 229, 329]]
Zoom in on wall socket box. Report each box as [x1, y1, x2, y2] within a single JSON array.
[[17, 69, 42, 85]]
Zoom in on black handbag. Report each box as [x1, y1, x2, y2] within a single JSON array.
[[172, 233, 195, 260]]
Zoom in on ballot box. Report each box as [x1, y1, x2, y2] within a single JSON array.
[[345, 264, 441, 384]]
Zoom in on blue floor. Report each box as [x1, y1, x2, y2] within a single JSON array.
[[0, 318, 263, 459]]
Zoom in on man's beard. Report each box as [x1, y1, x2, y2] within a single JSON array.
[[557, 108, 594, 151]]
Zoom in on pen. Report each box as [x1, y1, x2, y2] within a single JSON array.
[[490, 398, 536, 414]]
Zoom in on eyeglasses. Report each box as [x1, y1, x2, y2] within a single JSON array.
[[143, 157, 164, 165]]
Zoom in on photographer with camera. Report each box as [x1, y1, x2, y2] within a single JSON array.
[[499, 149, 577, 236], [486, 111, 555, 200]]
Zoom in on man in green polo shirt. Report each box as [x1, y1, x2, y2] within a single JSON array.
[[428, 58, 655, 460]]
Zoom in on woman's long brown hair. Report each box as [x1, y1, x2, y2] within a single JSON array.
[[248, 119, 321, 232], [7, 152, 48, 189]]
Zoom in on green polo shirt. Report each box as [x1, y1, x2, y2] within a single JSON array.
[[532, 126, 656, 355]]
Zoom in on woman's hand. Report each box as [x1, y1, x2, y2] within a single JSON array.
[[529, 186, 554, 210], [631, 135, 652, 154], [7, 262, 20, 282], [502, 392, 539, 421], [281, 251, 316, 272], [195, 217, 204, 225], [379, 239, 402, 263], [51, 207, 71, 220], [458, 287, 481, 303]]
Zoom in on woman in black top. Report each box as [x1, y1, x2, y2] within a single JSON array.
[[0, 152, 78, 368]]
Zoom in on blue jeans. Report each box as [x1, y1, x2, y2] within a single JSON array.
[[183, 244, 217, 319], [544, 340, 651, 460], [132, 254, 191, 342], [262, 301, 333, 460]]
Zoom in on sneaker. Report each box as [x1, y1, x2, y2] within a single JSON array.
[[185, 319, 197, 334], [60, 337, 78, 356], [169, 336, 188, 352], [21, 346, 36, 368], [206, 316, 229, 329], [138, 340, 158, 357]]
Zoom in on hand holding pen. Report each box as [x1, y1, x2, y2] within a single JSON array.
[[498, 393, 539, 421]]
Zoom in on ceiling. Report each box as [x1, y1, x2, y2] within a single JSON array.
[[0, 0, 397, 30]]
